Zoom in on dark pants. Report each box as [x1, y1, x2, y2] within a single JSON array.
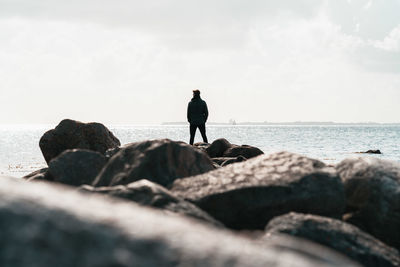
[[189, 124, 208, 145]]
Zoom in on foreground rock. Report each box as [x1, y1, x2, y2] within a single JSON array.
[[80, 179, 223, 227], [39, 119, 120, 163], [336, 157, 400, 250], [93, 139, 215, 187], [47, 149, 107, 186], [0, 176, 359, 267], [172, 151, 345, 230], [265, 212, 400, 267]]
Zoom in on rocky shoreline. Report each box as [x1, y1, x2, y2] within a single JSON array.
[[2, 119, 400, 267]]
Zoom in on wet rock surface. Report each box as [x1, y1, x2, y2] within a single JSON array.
[[265, 212, 400, 267], [336, 157, 400, 250], [93, 139, 215, 187], [79, 179, 223, 227], [39, 119, 120, 163], [0, 176, 359, 267], [171, 151, 345, 230]]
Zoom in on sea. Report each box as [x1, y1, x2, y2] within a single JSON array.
[[1, 124, 399, 178]]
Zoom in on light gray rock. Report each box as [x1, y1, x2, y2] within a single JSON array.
[[39, 119, 120, 163], [93, 139, 215, 187], [171, 151, 345, 230], [336, 157, 400, 250], [265, 212, 400, 267], [79, 179, 223, 227], [0, 176, 359, 267]]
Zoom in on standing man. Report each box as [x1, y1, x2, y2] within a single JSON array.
[[187, 89, 208, 145]]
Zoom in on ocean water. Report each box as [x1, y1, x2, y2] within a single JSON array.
[[1, 124, 399, 177]]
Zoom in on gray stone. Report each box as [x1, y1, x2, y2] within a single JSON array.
[[48, 149, 107, 186], [336, 157, 400, 250], [39, 119, 120, 163], [79, 179, 223, 227], [265, 212, 400, 267], [223, 145, 264, 159], [93, 139, 215, 187], [0, 176, 359, 267], [171, 151, 345, 230], [206, 138, 232, 158]]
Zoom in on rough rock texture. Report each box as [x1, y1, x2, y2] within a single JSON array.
[[0, 176, 359, 267], [223, 145, 264, 159], [39, 119, 120, 163], [265, 212, 400, 267], [336, 157, 400, 250], [48, 149, 107, 186], [206, 138, 232, 158], [79, 179, 223, 227], [93, 139, 215, 187], [171, 151, 345, 230]]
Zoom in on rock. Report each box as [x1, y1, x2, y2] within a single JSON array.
[[211, 157, 235, 165], [265, 212, 400, 267], [171, 151, 345, 230], [48, 149, 107, 186], [92, 139, 215, 187], [223, 144, 264, 159], [39, 119, 120, 163], [193, 142, 210, 152], [221, 155, 246, 167], [356, 150, 382, 154], [205, 138, 232, 158], [336, 157, 400, 250], [79, 179, 223, 227], [0, 176, 359, 267], [23, 168, 50, 181]]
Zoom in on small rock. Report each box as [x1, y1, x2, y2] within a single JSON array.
[[39, 119, 120, 163], [205, 138, 232, 158], [264, 212, 400, 267], [223, 144, 264, 159]]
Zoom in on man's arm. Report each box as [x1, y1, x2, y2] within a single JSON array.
[[204, 102, 208, 122], [187, 103, 191, 123]]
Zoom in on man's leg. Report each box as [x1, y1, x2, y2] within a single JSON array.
[[198, 124, 208, 143], [189, 124, 197, 145]]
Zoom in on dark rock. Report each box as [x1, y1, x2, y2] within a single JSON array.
[[336, 157, 400, 250], [93, 139, 215, 187], [193, 142, 210, 152], [23, 168, 50, 181], [223, 144, 264, 159], [205, 138, 232, 158], [265, 212, 400, 267], [221, 155, 247, 167], [0, 176, 359, 267], [104, 146, 121, 160], [48, 149, 107, 186], [39, 119, 120, 163], [79, 179, 223, 227], [356, 150, 382, 154], [171, 151, 345, 230], [211, 157, 236, 165]]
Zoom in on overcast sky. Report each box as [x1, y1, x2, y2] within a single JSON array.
[[1, 0, 399, 124]]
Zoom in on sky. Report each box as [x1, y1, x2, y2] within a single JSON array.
[[0, 0, 399, 124]]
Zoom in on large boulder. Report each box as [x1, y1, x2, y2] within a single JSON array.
[[205, 138, 232, 158], [92, 139, 215, 187], [265, 212, 400, 267], [39, 119, 120, 163], [80, 179, 223, 227], [48, 149, 107, 186], [0, 176, 359, 267], [223, 145, 264, 159], [336, 157, 400, 250], [171, 151, 345, 230]]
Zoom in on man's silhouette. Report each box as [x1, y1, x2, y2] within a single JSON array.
[[187, 89, 208, 145]]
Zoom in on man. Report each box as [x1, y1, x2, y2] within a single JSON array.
[[187, 89, 208, 145]]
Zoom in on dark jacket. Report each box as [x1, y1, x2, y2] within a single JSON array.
[[187, 96, 208, 125]]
